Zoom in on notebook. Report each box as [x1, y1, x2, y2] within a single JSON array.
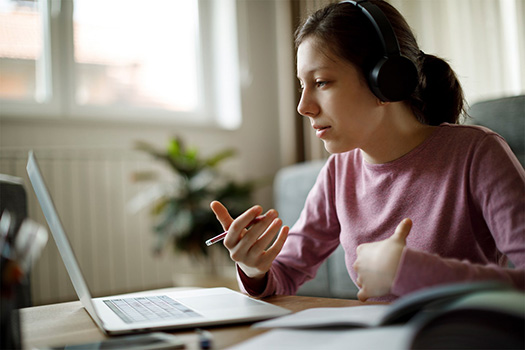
[[26, 150, 290, 335]]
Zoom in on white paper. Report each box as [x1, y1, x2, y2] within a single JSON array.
[[227, 326, 414, 350], [252, 305, 390, 329]]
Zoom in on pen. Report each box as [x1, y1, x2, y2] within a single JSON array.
[[205, 216, 264, 246], [196, 328, 213, 349]]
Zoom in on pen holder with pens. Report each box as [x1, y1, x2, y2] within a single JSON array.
[[1, 211, 48, 350]]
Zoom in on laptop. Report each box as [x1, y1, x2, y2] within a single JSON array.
[[26, 151, 290, 335]]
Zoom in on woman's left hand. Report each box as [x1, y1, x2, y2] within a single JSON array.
[[353, 218, 412, 301]]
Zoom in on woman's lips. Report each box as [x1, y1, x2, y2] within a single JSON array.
[[314, 125, 331, 138]]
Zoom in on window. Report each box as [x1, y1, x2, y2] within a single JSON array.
[[0, 0, 44, 102], [0, 0, 241, 128], [73, 1, 199, 112]]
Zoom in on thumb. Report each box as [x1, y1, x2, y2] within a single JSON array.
[[390, 218, 412, 243]]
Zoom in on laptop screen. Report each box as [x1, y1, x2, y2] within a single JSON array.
[[26, 151, 105, 327]]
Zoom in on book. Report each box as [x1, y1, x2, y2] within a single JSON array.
[[410, 289, 524, 349], [252, 281, 524, 349]]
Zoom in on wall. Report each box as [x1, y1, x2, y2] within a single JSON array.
[[0, 1, 284, 304], [1, 1, 283, 206]]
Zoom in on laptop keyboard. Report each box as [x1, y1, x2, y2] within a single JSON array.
[[103, 295, 202, 324]]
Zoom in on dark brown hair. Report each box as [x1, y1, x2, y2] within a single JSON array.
[[295, 0, 466, 125]]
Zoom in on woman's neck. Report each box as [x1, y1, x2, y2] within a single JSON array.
[[361, 103, 436, 164]]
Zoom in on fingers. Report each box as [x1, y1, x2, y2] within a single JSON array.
[[246, 225, 289, 273], [353, 219, 413, 301], [225, 205, 264, 246], [210, 201, 235, 231], [390, 218, 412, 243], [357, 288, 369, 302], [248, 216, 282, 252], [211, 200, 288, 277], [355, 274, 362, 288], [228, 210, 280, 260], [260, 224, 289, 261]]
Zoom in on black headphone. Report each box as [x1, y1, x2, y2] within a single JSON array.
[[340, 0, 418, 102]]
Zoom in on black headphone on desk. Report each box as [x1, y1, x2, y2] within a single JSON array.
[[339, 0, 418, 102]]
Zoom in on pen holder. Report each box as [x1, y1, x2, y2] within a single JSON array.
[[1, 178, 31, 350], [1, 256, 23, 350], [0, 209, 48, 350]]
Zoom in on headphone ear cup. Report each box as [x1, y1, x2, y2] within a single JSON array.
[[368, 55, 418, 102]]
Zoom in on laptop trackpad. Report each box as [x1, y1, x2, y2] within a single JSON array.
[[177, 293, 264, 310]]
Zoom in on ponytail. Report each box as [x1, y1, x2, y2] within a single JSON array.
[[411, 52, 466, 125]]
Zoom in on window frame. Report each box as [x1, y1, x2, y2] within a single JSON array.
[[0, 0, 241, 129]]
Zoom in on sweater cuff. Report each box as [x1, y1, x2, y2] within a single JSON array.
[[391, 247, 524, 297], [391, 247, 431, 296], [236, 264, 274, 297]]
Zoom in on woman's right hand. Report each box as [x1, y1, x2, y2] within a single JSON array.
[[210, 200, 289, 280]]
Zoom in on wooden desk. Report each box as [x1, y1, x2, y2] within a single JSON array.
[[21, 291, 375, 349]]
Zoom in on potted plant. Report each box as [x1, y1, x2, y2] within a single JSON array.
[[132, 137, 258, 262]]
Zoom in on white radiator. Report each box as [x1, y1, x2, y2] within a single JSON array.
[[0, 148, 234, 305]]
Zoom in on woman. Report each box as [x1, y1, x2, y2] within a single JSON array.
[[211, 0, 525, 302]]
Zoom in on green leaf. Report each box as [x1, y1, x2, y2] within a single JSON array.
[[134, 136, 264, 258], [205, 149, 236, 167], [185, 147, 198, 161], [167, 138, 182, 157]]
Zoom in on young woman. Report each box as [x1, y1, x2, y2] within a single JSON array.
[[210, 0, 525, 302]]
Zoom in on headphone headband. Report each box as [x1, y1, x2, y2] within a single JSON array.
[[338, 0, 418, 102], [342, 0, 400, 56]]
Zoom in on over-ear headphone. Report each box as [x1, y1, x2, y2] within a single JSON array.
[[340, 0, 418, 102]]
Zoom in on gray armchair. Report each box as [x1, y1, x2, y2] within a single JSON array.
[[468, 95, 525, 167], [274, 160, 358, 299], [273, 95, 524, 299]]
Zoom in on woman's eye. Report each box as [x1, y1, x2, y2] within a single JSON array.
[[297, 80, 328, 92]]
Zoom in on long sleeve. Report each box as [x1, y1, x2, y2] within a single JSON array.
[[392, 131, 525, 296], [239, 124, 525, 301], [238, 158, 342, 297]]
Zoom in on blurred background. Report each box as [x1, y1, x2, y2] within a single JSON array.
[[1, 0, 524, 306]]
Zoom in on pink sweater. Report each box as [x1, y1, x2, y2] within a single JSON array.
[[239, 124, 525, 301]]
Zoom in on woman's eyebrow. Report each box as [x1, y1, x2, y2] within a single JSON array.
[[297, 65, 332, 79]]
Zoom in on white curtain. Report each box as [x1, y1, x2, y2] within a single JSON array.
[[276, 0, 525, 164], [276, 0, 335, 166], [390, 0, 525, 105]]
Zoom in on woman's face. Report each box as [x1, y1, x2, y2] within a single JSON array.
[[296, 37, 384, 154]]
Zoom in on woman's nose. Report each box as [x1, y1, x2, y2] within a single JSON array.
[[297, 89, 319, 117]]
